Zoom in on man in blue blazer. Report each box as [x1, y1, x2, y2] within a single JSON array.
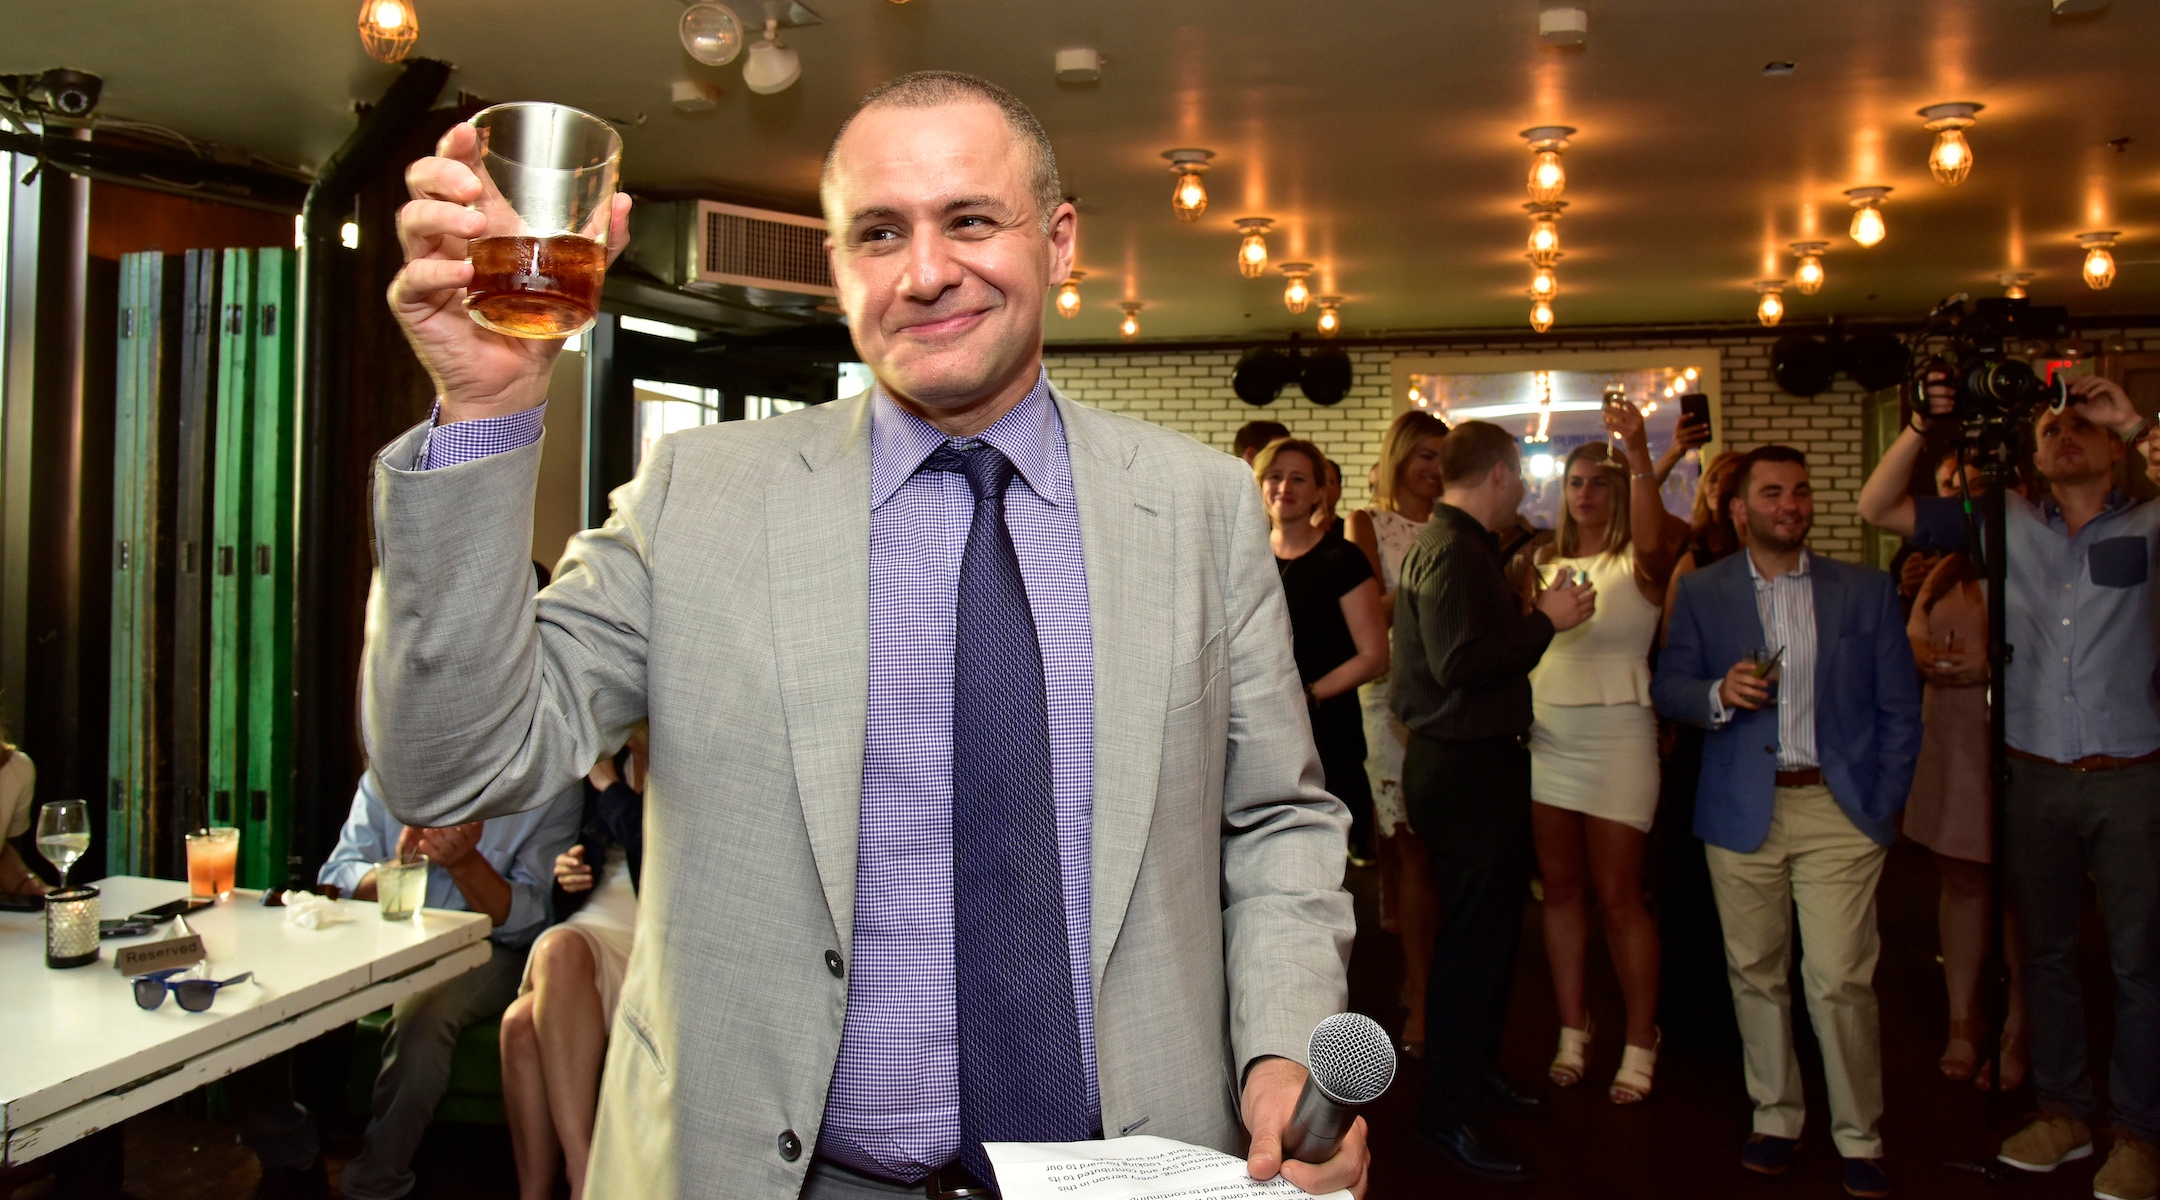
[[1653, 445, 1921, 1198]]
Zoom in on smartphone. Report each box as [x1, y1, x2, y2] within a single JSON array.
[[131, 897, 213, 922], [1679, 392, 1711, 430], [100, 918, 159, 938]]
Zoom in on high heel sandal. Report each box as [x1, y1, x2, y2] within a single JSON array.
[[1939, 1017, 1983, 1083], [1609, 1031, 1660, 1104], [1548, 1018, 1594, 1088]]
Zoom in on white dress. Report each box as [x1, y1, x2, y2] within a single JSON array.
[[1528, 548, 1662, 832], [522, 845, 640, 1026], [1357, 506, 1429, 836]]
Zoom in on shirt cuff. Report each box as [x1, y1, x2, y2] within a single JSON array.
[[1707, 679, 1733, 727], [416, 400, 548, 470]]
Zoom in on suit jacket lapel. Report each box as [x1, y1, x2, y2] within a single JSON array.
[[1810, 557, 1846, 706], [767, 395, 872, 953], [1055, 391, 1174, 988]]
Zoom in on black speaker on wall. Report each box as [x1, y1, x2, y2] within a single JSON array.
[[1299, 347, 1353, 406], [1771, 334, 1837, 397], [1234, 346, 1297, 406], [1771, 328, 1913, 398]]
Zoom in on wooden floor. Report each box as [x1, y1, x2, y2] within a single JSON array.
[[7, 839, 2121, 1200]]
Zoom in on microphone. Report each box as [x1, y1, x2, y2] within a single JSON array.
[[1282, 1012, 1397, 1164]]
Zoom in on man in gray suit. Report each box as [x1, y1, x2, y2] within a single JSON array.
[[368, 71, 1362, 1199]]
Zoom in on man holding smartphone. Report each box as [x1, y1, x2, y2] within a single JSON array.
[[1653, 444, 1919, 1197]]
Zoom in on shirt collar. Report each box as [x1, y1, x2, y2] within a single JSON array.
[[868, 369, 1068, 509], [2040, 488, 2133, 527], [1745, 547, 1812, 586]]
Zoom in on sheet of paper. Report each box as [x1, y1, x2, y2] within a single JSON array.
[[985, 1136, 1351, 1200]]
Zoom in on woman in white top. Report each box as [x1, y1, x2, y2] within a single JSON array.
[[0, 732, 45, 897], [1347, 408, 1448, 1054], [1527, 400, 1681, 1104]]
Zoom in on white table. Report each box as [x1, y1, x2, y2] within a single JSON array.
[[1, 875, 492, 1165]]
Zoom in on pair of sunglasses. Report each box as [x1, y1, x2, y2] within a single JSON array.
[[132, 968, 253, 1012]]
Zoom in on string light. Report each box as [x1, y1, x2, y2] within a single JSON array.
[[1118, 302, 1143, 339], [1162, 149, 1213, 222], [1279, 263, 1313, 314], [1529, 296, 1555, 333], [1845, 187, 1891, 248], [1997, 271, 2032, 300], [1315, 296, 1342, 336], [2078, 232, 2119, 290], [1918, 102, 1982, 187], [1055, 270, 1084, 319], [357, 0, 419, 62], [1521, 126, 1575, 203], [1789, 241, 1828, 295], [1756, 280, 1786, 327], [1233, 218, 1272, 278]]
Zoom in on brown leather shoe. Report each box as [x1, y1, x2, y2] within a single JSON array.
[[2095, 1133, 2160, 1200], [1997, 1112, 2093, 1173]]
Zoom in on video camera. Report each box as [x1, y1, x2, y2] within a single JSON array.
[[1910, 295, 2072, 423]]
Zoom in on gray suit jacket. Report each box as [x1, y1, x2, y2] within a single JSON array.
[[361, 385, 1353, 1198]]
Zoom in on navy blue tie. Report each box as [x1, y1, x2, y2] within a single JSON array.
[[923, 441, 1091, 1185]]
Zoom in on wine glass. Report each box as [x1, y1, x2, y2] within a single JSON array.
[[36, 799, 91, 889]]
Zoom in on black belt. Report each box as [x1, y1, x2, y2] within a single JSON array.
[[816, 1158, 995, 1199]]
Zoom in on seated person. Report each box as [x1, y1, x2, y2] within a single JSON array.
[[237, 769, 581, 1200], [1, 734, 47, 897], [502, 731, 647, 1200]]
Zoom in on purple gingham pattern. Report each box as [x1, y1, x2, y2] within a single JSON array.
[[416, 399, 550, 469], [821, 376, 1098, 1181]]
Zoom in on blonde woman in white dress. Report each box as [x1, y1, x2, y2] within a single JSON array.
[[1347, 408, 1448, 1055], [1528, 400, 1682, 1104]]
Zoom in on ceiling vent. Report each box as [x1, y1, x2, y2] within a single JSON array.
[[625, 199, 836, 301]]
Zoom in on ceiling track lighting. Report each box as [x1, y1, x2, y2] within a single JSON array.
[[1233, 217, 1273, 278], [1525, 200, 1566, 266], [1918, 102, 1983, 187], [1844, 187, 1891, 248], [1789, 241, 1829, 294], [1521, 125, 1575, 203], [1529, 295, 1555, 333], [1315, 296, 1342, 337], [1118, 302, 1143, 340], [358, 0, 419, 62], [1999, 271, 2034, 300], [1163, 149, 1214, 222], [1056, 270, 1085, 319], [1756, 280, 1786, 327], [2078, 231, 2120, 290], [1278, 262, 1314, 314], [742, 18, 803, 94]]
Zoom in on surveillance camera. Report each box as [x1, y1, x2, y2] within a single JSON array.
[[40, 69, 102, 118]]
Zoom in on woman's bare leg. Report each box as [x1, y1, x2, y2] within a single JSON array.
[[530, 930, 607, 1200], [1392, 828, 1437, 1047], [1584, 815, 1659, 1049], [500, 991, 561, 1200], [1533, 802, 1592, 1033]]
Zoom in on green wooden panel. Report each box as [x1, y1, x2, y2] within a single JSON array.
[[241, 247, 296, 888], [108, 252, 173, 876], [108, 253, 143, 874], [207, 248, 254, 837]]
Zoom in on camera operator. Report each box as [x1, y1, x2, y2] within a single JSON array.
[[1857, 373, 2160, 1198]]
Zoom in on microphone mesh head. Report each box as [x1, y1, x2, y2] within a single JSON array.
[[1306, 1012, 1397, 1105]]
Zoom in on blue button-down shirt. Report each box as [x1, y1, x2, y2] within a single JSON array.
[[319, 770, 582, 949], [1912, 491, 2160, 761], [416, 373, 1100, 1181]]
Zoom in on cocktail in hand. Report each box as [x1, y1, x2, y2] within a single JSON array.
[[460, 102, 622, 339]]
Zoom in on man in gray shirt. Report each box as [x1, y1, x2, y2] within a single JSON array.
[[1860, 374, 2160, 1200]]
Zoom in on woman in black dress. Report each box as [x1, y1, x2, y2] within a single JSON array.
[[1255, 438, 1390, 861]]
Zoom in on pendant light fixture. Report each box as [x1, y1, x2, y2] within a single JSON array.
[[1279, 263, 1313, 314], [1529, 296, 1555, 334], [1755, 280, 1786, 327], [1789, 241, 1829, 294], [1845, 187, 1891, 248], [2078, 232, 2119, 290], [1521, 126, 1575, 204], [1055, 271, 1085, 319], [742, 19, 803, 94], [1162, 149, 1214, 222], [1530, 262, 1558, 301], [1525, 202, 1565, 267], [1918, 103, 1982, 187], [357, 0, 419, 62], [1315, 296, 1342, 337], [1999, 271, 2033, 300], [1234, 218, 1273, 278], [679, 2, 745, 65], [1118, 302, 1143, 340]]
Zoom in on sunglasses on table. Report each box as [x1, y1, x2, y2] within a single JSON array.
[[132, 968, 254, 1012]]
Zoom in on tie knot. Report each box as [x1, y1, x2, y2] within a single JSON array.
[[922, 441, 1018, 504]]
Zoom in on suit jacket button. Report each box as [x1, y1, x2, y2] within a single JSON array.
[[1765, 745, 1776, 754], [825, 950, 844, 978], [778, 1130, 802, 1161]]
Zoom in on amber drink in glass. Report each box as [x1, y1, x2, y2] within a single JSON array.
[[463, 102, 621, 339]]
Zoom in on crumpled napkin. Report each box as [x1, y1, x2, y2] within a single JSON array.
[[283, 891, 357, 929]]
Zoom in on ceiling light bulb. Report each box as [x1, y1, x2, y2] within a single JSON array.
[[1845, 187, 1891, 248], [2079, 233, 2119, 290], [1529, 297, 1555, 333], [680, 2, 745, 66], [1055, 271, 1084, 319], [1119, 303, 1142, 340], [1163, 150, 1214, 223], [357, 0, 418, 62], [1234, 218, 1272, 278], [1527, 150, 1565, 203], [1788, 241, 1829, 295], [1684, 366, 1699, 380], [1279, 263, 1313, 314], [1530, 264, 1558, 299], [1528, 216, 1560, 263], [1919, 103, 1982, 187], [2000, 271, 2033, 300], [742, 20, 801, 94], [1316, 297, 1342, 337], [1756, 280, 1786, 327]]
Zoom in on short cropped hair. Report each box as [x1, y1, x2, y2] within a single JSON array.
[[1734, 444, 1809, 494], [1439, 420, 1520, 487], [1234, 420, 1292, 458], [822, 71, 1063, 231]]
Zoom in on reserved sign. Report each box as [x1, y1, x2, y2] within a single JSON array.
[[113, 934, 206, 976]]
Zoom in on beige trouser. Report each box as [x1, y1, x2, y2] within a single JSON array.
[[1705, 784, 1888, 1158]]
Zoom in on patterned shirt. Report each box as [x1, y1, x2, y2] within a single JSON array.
[[1708, 549, 1820, 770]]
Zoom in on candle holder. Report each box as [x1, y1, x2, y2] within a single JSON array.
[[45, 885, 101, 969]]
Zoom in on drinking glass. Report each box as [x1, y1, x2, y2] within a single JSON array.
[[1748, 645, 1783, 707], [461, 102, 622, 340], [45, 884, 101, 969], [186, 827, 240, 901], [375, 853, 429, 921], [35, 799, 91, 888]]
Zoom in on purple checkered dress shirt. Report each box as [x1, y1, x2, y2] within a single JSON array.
[[414, 375, 1100, 1182]]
